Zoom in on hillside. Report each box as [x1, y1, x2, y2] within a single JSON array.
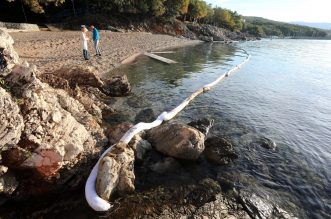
[[243, 16, 328, 38], [290, 22, 331, 30]]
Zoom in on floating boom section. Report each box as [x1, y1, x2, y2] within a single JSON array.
[[144, 52, 177, 64]]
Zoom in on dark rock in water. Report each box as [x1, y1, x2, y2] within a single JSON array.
[[187, 118, 214, 136], [134, 108, 155, 123], [104, 75, 131, 96], [256, 137, 277, 150], [150, 157, 180, 173], [237, 190, 297, 219], [204, 137, 238, 165], [147, 123, 205, 160], [127, 95, 150, 108]]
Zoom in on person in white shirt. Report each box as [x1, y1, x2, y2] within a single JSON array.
[[81, 26, 90, 60]]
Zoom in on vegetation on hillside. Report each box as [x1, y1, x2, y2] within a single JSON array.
[[4, 0, 329, 38], [243, 16, 328, 38]]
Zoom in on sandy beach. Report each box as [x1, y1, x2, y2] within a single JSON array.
[[10, 31, 200, 75]]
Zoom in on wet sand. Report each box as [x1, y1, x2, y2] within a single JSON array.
[[10, 31, 200, 75]]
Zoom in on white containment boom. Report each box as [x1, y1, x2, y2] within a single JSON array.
[[85, 49, 251, 212]]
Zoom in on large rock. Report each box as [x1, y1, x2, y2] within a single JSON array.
[[0, 29, 19, 75], [147, 123, 205, 160], [204, 137, 238, 165], [2, 63, 107, 181], [0, 87, 24, 151], [96, 143, 135, 200]]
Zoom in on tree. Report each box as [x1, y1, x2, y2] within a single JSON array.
[[188, 0, 208, 22], [6, 0, 65, 13]]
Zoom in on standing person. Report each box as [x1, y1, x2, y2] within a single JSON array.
[[90, 25, 101, 56], [81, 25, 90, 60]]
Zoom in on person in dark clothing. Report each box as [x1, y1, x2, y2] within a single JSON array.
[[90, 25, 101, 56]]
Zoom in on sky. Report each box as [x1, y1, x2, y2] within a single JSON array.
[[204, 0, 331, 23]]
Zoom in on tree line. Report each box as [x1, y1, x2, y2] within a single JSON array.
[[7, 0, 244, 31], [5, 0, 328, 38]]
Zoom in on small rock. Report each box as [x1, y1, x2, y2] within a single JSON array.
[[129, 134, 152, 160], [51, 111, 62, 123], [256, 137, 277, 150], [188, 118, 214, 136]]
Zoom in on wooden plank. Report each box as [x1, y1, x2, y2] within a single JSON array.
[[144, 52, 177, 64], [150, 51, 175, 54]]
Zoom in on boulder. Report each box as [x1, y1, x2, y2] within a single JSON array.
[[96, 143, 135, 200], [187, 118, 214, 136], [104, 75, 131, 96], [147, 123, 205, 160], [204, 137, 238, 165], [0, 29, 19, 76], [0, 87, 24, 151]]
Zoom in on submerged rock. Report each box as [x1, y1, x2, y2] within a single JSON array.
[[187, 118, 214, 136], [134, 108, 155, 123], [104, 75, 131, 96], [256, 137, 277, 150], [147, 123, 205, 160], [96, 143, 135, 200], [204, 137, 238, 165]]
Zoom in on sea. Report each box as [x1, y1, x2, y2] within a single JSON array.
[[112, 39, 331, 218]]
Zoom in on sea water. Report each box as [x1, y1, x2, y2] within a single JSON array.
[[114, 39, 331, 218]]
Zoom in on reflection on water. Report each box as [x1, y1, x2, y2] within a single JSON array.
[[110, 40, 331, 218]]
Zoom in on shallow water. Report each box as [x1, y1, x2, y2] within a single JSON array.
[[111, 40, 331, 218]]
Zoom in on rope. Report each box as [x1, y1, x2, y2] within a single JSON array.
[[85, 48, 251, 211]]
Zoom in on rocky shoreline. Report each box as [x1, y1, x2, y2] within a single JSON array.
[[1, 28, 294, 218]]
